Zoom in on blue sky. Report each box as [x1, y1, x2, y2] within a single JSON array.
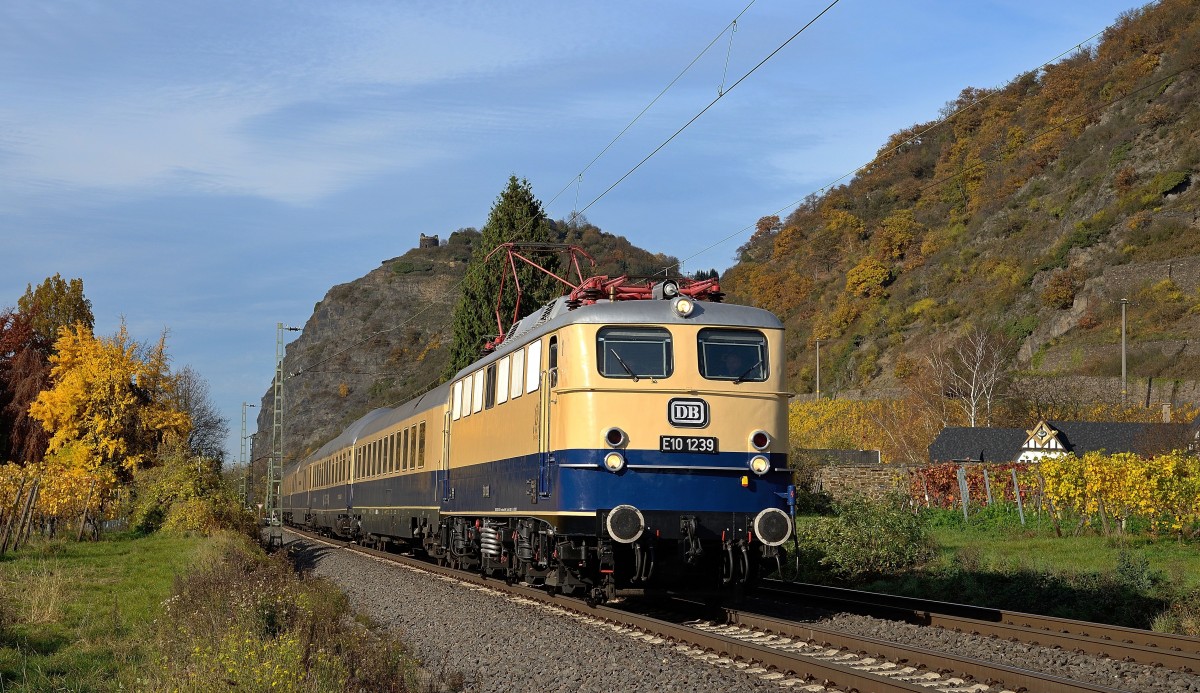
[[1, 0, 1143, 461]]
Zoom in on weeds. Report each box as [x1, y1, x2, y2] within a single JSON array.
[[149, 533, 422, 692]]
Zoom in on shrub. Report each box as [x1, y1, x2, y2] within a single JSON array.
[[151, 534, 420, 692], [795, 494, 935, 579]]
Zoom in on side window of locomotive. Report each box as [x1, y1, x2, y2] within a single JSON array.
[[697, 328, 768, 382], [451, 380, 463, 420], [510, 349, 525, 399], [596, 327, 673, 379], [484, 364, 497, 410], [472, 370, 485, 414], [548, 336, 558, 387], [461, 376, 473, 418], [496, 356, 510, 405], [526, 340, 542, 394]]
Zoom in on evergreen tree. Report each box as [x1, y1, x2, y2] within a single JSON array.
[[442, 176, 562, 379]]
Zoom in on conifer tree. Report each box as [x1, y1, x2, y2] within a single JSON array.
[[442, 176, 562, 379]]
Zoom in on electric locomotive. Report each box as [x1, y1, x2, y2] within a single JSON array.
[[282, 267, 793, 604]]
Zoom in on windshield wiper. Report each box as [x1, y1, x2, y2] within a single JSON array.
[[733, 359, 763, 384], [609, 348, 640, 382]]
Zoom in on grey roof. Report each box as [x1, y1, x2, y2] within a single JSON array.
[[1046, 420, 1192, 456], [928, 427, 1026, 463], [928, 419, 1195, 464]]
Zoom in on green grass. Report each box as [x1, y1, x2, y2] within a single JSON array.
[[928, 524, 1200, 592], [0, 533, 210, 692], [852, 507, 1200, 629]]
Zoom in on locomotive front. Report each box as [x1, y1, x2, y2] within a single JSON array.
[[548, 294, 793, 596]]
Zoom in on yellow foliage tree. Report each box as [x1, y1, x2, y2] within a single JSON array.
[[29, 322, 191, 478]]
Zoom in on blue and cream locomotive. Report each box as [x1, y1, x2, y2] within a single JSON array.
[[282, 276, 793, 602]]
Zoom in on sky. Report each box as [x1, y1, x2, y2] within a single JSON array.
[[1, 0, 1145, 462]]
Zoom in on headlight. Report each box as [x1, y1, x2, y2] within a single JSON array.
[[672, 297, 694, 317], [603, 451, 626, 473], [748, 455, 770, 476], [749, 430, 771, 451], [604, 427, 627, 448]]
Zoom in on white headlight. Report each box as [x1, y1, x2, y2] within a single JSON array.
[[672, 297, 694, 317], [749, 455, 770, 476], [604, 452, 626, 473]]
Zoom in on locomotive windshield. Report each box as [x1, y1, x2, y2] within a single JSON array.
[[597, 327, 673, 379], [697, 328, 768, 382]]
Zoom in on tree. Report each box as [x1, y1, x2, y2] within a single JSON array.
[[1, 275, 94, 465], [17, 273, 94, 347], [927, 327, 1012, 427], [442, 176, 562, 378], [172, 366, 229, 464], [29, 322, 191, 480]]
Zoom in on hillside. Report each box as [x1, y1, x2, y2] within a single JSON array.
[[723, 0, 1200, 408]]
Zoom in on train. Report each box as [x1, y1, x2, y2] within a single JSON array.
[[281, 275, 794, 604]]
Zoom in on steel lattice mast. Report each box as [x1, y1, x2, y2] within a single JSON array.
[[268, 323, 299, 522]]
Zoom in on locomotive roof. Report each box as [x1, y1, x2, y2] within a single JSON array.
[[450, 295, 783, 381]]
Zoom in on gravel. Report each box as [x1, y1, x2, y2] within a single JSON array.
[[287, 533, 785, 693], [820, 611, 1200, 693], [288, 532, 1200, 693]]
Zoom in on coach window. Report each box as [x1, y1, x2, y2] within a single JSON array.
[[526, 340, 542, 394], [472, 370, 485, 414], [497, 356, 510, 405], [510, 349, 525, 400], [401, 428, 409, 471], [596, 327, 673, 379], [485, 363, 497, 410], [418, 421, 426, 468], [698, 328, 768, 382], [409, 424, 418, 467]]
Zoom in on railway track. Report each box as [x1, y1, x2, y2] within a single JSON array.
[[279, 528, 1175, 692], [754, 579, 1200, 675]]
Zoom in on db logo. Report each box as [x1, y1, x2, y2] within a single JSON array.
[[668, 398, 709, 428]]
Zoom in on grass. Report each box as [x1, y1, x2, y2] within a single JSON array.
[[0, 532, 209, 692], [786, 496, 1200, 632], [861, 507, 1200, 630], [929, 524, 1200, 591], [0, 530, 428, 692]]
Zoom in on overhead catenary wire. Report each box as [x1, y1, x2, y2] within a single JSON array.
[[545, 0, 758, 211], [659, 27, 1129, 276], [291, 2, 829, 382], [568, 0, 842, 226]]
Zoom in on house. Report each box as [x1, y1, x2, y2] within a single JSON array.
[[929, 416, 1197, 464]]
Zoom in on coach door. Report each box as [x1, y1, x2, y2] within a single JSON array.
[[536, 336, 556, 500]]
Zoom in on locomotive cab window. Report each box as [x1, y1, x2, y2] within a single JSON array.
[[597, 327, 672, 379], [698, 328, 768, 382]]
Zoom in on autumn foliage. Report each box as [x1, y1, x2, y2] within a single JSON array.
[[0, 276, 238, 546]]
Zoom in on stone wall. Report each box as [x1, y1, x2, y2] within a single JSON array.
[[815, 463, 908, 501]]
